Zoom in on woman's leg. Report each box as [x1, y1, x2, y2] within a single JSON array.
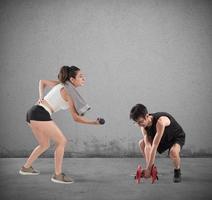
[[28, 121, 67, 175], [24, 122, 50, 168]]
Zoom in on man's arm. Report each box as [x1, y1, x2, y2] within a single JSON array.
[[141, 127, 152, 165], [144, 116, 170, 177]]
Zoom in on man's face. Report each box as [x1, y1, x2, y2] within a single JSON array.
[[136, 115, 149, 128]]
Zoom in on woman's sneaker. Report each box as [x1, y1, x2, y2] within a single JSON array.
[[51, 173, 74, 184], [19, 166, 40, 175]]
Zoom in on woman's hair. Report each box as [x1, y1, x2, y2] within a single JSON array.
[[130, 104, 148, 121], [58, 65, 80, 84]]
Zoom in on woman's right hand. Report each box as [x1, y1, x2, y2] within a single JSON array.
[[37, 98, 44, 104], [96, 118, 105, 125]]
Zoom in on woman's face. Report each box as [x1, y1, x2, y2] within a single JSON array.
[[70, 70, 86, 87]]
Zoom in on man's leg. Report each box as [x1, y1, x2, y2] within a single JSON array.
[[169, 143, 182, 182]]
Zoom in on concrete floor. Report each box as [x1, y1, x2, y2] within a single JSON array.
[[0, 158, 211, 200]]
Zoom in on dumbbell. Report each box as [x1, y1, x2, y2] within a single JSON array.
[[97, 118, 105, 125]]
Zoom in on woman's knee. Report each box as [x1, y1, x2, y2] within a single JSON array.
[[63, 137, 68, 146], [56, 137, 68, 147], [39, 142, 50, 151]]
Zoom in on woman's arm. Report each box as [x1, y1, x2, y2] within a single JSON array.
[[39, 80, 60, 100], [61, 87, 100, 125]]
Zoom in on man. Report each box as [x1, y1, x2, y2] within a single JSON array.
[[130, 104, 185, 183]]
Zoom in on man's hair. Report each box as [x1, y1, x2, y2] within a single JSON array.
[[130, 104, 148, 121]]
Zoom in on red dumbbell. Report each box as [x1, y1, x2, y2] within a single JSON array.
[[135, 164, 142, 183], [150, 165, 159, 184], [134, 164, 158, 184]]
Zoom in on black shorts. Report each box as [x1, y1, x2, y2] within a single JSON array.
[[157, 133, 185, 154], [26, 105, 52, 123], [172, 134, 185, 149]]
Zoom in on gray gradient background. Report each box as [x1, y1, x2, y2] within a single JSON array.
[[0, 0, 212, 157]]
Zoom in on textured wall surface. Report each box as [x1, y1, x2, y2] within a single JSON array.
[[0, 0, 212, 157]]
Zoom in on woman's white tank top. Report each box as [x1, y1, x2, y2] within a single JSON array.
[[44, 83, 69, 113]]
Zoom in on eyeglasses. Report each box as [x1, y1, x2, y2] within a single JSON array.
[[133, 120, 145, 127]]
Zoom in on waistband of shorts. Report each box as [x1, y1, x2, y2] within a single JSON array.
[[38, 103, 53, 115]]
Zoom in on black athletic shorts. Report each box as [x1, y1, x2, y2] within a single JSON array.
[[26, 105, 52, 123], [157, 133, 185, 154]]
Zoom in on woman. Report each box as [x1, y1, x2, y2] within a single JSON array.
[[19, 66, 104, 184]]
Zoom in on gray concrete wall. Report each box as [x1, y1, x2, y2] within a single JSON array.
[[0, 0, 212, 157]]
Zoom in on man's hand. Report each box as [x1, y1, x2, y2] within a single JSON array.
[[143, 168, 151, 178]]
